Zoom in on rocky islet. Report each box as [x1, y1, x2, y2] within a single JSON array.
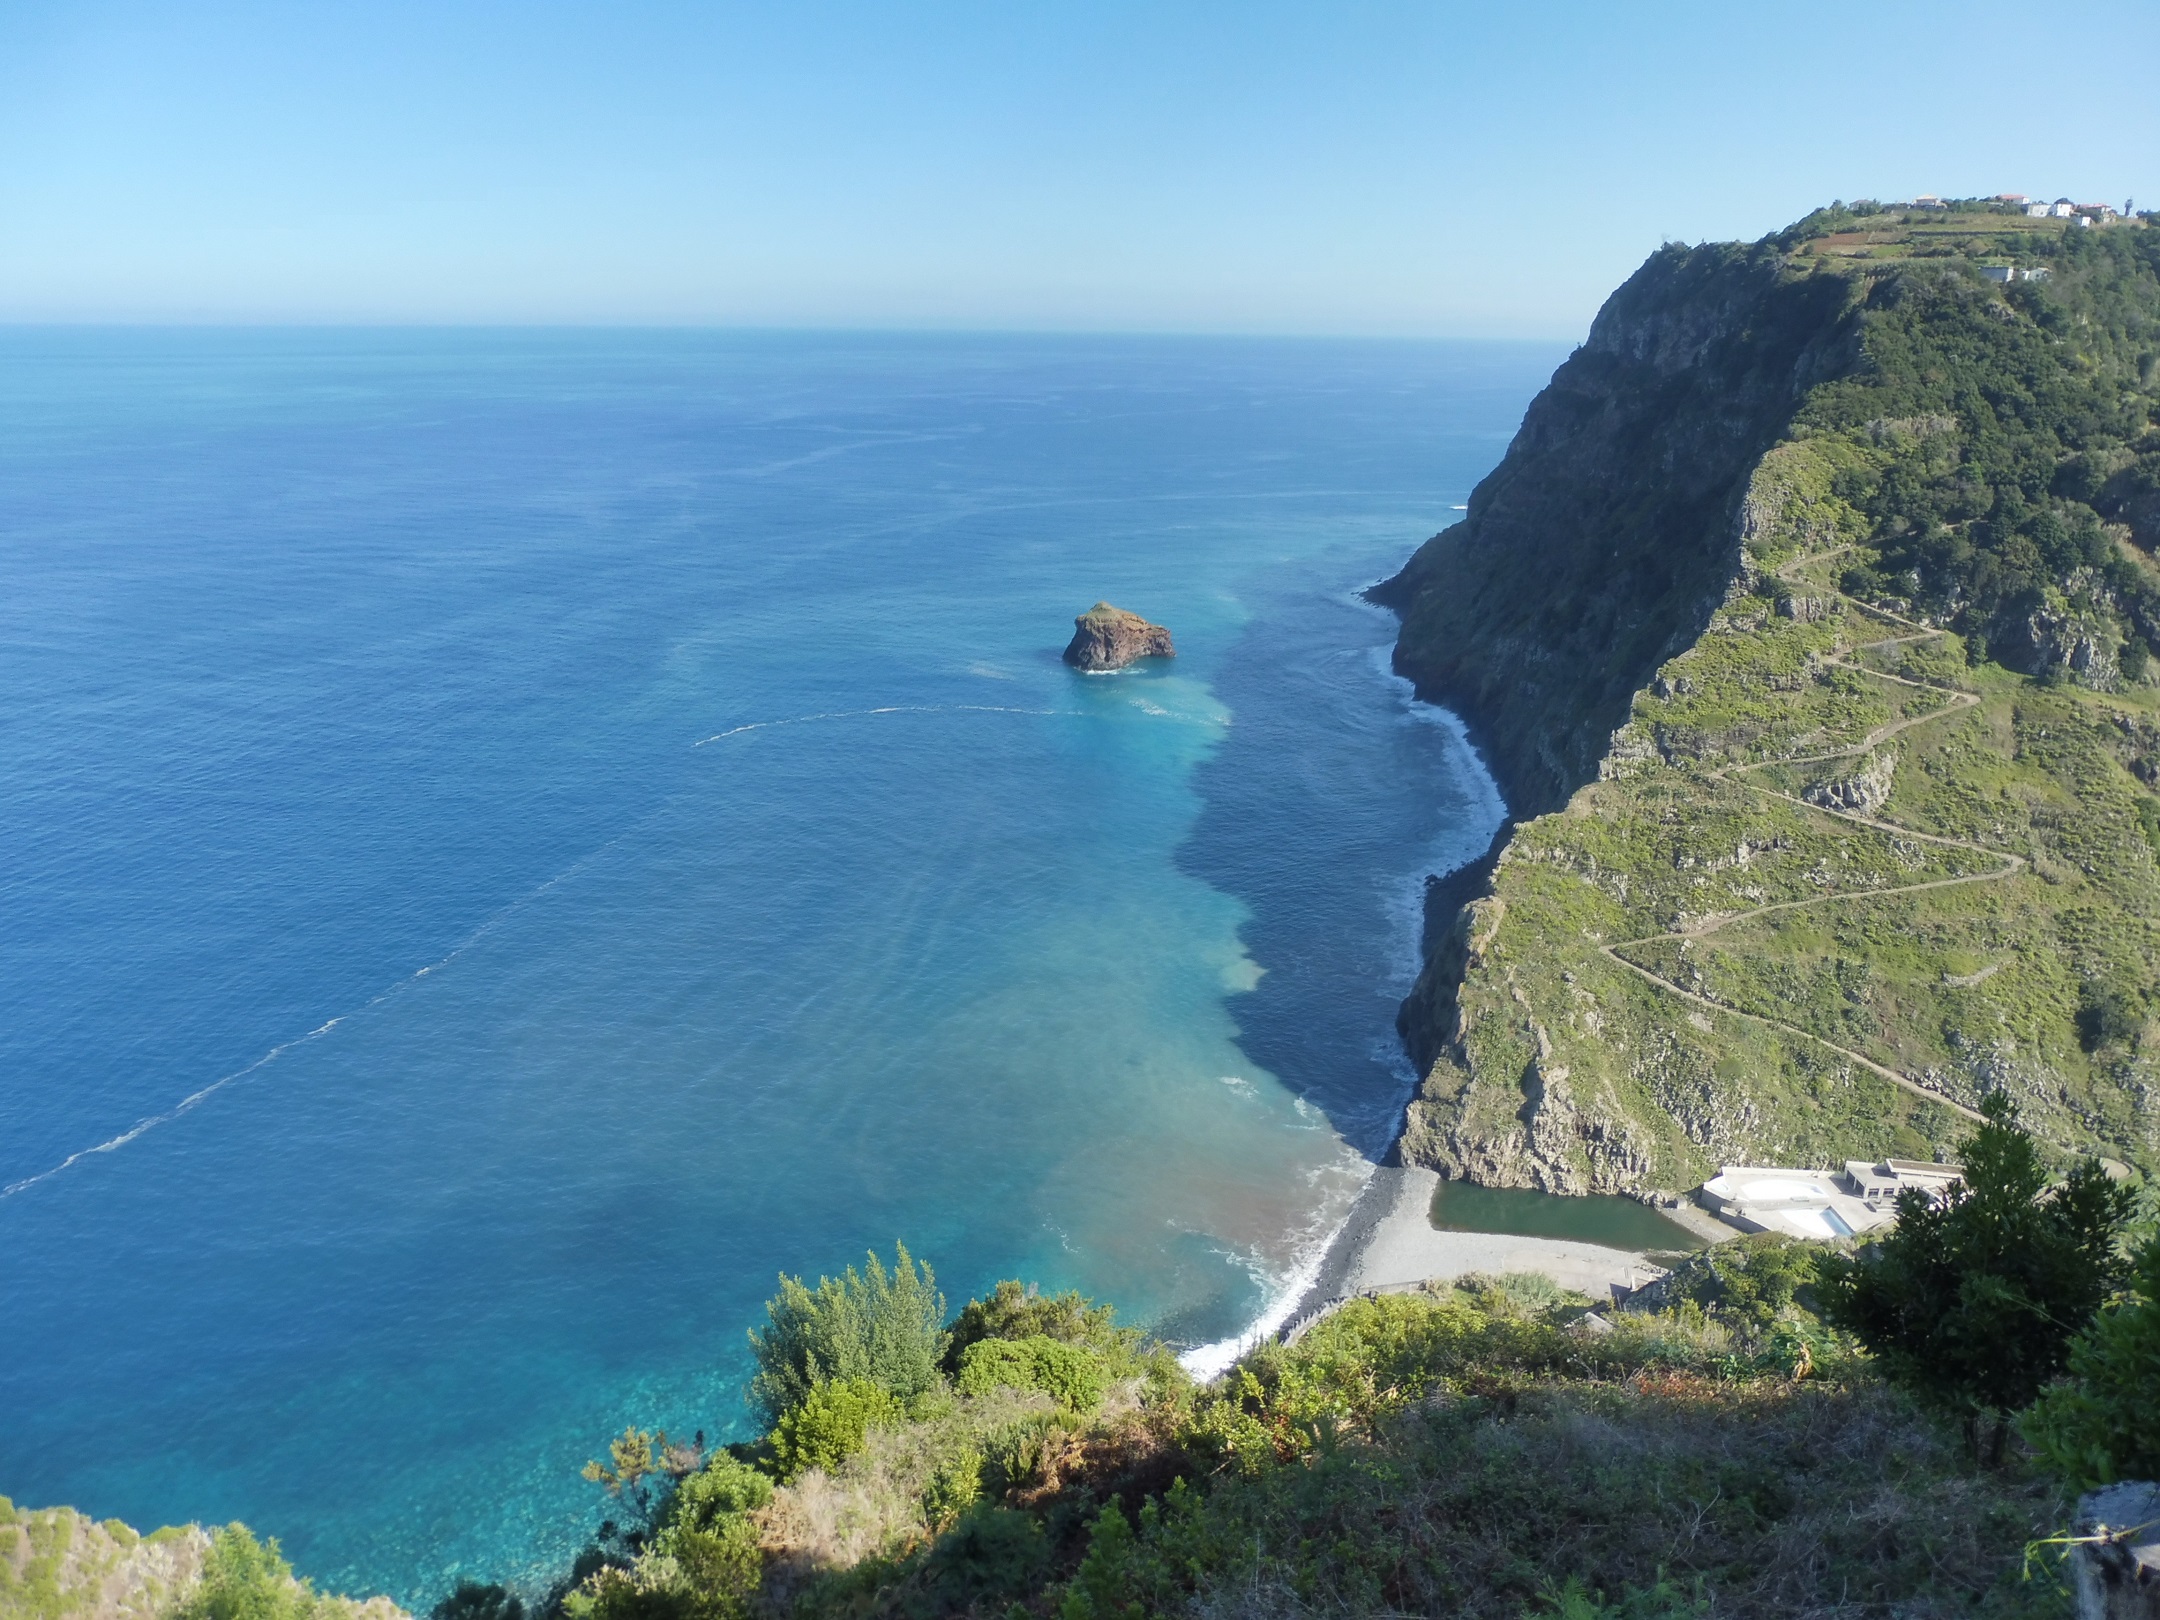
[[1061, 601, 1174, 671]]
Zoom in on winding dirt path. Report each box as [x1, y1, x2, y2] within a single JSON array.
[[1592, 552, 2019, 1124]]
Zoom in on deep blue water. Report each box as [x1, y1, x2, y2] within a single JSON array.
[[0, 330, 1548, 1604]]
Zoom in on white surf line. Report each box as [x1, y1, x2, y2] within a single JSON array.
[[1, 827, 644, 1204], [691, 700, 1219, 746], [5, 698, 1189, 1202], [694, 704, 1072, 744]]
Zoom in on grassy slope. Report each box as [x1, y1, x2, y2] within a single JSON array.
[[1399, 215, 2160, 1192], [748, 1284, 2065, 1620]]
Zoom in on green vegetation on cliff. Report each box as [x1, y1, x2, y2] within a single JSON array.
[[1386, 205, 2160, 1192], [514, 1242, 2069, 1620], [24, 1171, 2141, 1618]]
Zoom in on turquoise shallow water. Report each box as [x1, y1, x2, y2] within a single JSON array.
[[0, 330, 1552, 1604]]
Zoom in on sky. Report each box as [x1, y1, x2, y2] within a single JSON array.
[[0, 0, 2155, 335]]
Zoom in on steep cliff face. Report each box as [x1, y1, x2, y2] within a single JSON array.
[[1372, 241, 1862, 818], [1378, 216, 2160, 1195], [1377, 240, 1867, 1110]]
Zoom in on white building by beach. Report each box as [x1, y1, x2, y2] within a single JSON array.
[[1697, 1159, 1963, 1240]]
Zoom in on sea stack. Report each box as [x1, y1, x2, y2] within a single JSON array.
[[1062, 602, 1175, 672]]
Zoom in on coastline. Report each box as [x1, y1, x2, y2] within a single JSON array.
[[1230, 578, 1685, 1351], [1179, 581, 1504, 1378]]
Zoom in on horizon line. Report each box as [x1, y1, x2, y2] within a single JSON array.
[[0, 316, 1586, 344]]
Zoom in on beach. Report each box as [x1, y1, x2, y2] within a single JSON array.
[[1284, 1157, 1737, 1334]]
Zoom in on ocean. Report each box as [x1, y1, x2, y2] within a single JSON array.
[[0, 329, 1552, 1605]]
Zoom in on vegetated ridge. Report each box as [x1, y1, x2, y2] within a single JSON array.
[[1378, 199, 2160, 1194]]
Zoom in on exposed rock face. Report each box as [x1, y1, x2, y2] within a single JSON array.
[[1804, 747, 1898, 815], [1373, 241, 1871, 1192], [1063, 602, 1174, 671], [1368, 241, 1862, 818], [0, 1502, 409, 1620]]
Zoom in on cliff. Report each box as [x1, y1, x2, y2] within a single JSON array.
[[1370, 241, 1863, 818], [1380, 207, 2160, 1194]]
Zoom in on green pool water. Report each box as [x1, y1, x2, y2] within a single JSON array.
[[1429, 1179, 1709, 1254]]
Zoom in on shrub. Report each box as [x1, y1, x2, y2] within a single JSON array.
[[1653, 1233, 1821, 1331], [915, 1506, 1046, 1607], [566, 1455, 771, 1620], [2026, 1234, 2160, 1488], [430, 1583, 523, 1620], [172, 1526, 323, 1620], [746, 1244, 946, 1425], [2078, 985, 2144, 1052], [920, 1447, 983, 1530], [768, 1378, 903, 1481], [943, 1280, 1130, 1370], [662, 1456, 772, 1533], [566, 1520, 760, 1620], [954, 1336, 1108, 1411], [1817, 1092, 2133, 1458], [1538, 1576, 1710, 1620], [977, 1410, 1071, 1497]]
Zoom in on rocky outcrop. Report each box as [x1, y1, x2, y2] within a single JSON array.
[[1368, 241, 1863, 819], [1804, 747, 1898, 815], [1062, 603, 1174, 671], [0, 1505, 208, 1620], [0, 1501, 408, 1620]]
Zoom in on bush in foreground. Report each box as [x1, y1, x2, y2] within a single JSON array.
[[173, 1527, 329, 1620], [542, 1247, 2072, 1620], [1816, 1093, 2133, 1461], [2026, 1234, 2160, 1489]]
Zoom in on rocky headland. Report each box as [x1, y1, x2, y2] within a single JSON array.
[[1373, 207, 2160, 1197], [1061, 602, 1174, 671]]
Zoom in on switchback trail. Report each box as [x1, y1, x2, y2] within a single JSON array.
[[1596, 554, 2019, 1125]]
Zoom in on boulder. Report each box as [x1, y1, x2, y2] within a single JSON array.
[[2074, 1482, 2160, 1620], [1063, 602, 1174, 671]]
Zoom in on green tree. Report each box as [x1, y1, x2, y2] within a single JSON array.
[[745, 1243, 946, 1424], [582, 1427, 667, 1497], [565, 1457, 772, 1620], [1817, 1093, 2133, 1459], [2025, 1233, 2160, 1488], [172, 1526, 323, 1620]]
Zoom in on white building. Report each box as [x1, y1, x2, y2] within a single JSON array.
[[2028, 203, 2054, 218], [1697, 1159, 1963, 1240]]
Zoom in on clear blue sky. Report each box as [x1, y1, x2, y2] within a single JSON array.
[[2, 0, 2154, 334]]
